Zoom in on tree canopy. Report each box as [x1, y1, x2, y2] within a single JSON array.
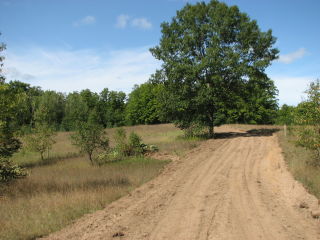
[[125, 82, 165, 125], [150, 0, 279, 136]]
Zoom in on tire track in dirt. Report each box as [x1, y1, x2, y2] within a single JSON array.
[[42, 126, 320, 240]]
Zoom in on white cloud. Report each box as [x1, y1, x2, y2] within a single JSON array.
[[73, 16, 96, 27], [4, 47, 160, 93], [278, 48, 307, 64], [4, 67, 35, 80], [115, 15, 152, 30], [116, 14, 130, 28], [131, 18, 152, 29], [271, 75, 314, 105]]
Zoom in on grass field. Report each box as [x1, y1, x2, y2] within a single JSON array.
[[0, 124, 202, 240]]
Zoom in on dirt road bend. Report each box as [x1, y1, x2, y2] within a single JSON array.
[[43, 126, 320, 240]]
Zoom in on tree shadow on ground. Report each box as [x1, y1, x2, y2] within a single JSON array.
[[21, 152, 82, 168], [214, 128, 280, 139]]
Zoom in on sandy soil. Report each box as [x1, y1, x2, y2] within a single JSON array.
[[42, 126, 320, 240]]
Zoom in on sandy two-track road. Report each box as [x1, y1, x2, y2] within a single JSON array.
[[43, 126, 320, 240]]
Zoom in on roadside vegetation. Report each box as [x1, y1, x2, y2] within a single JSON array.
[[276, 80, 320, 199], [278, 130, 320, 199]]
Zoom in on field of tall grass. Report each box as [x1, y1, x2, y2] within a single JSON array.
[[0, 124, 202, 240]]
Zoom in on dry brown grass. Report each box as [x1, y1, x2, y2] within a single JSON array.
[[0, 124, 201, 240]]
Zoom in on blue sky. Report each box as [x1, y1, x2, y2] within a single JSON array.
[[1, 0, 319, 105]]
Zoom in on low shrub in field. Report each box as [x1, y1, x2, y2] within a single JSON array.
[[114, 128, 158, 157], [0, 158, 26, 183], [94, 130, 159, 165]]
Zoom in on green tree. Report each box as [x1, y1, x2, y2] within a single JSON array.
[[227, 76, 278, 124], [33, 90, 65, 128], [71, 111, 109, 164], [24, 124, 56, 160], [150, 0, 278, 136], [98, 88, 126, 127], [62, 92, 89, 130], [0, 35, 26, 182], [294, 79, 320, 165], [125, 82, 164, 125], [8, 80, 43, 128], [276, 104, 296, 125], [0, 84, 24, 158]]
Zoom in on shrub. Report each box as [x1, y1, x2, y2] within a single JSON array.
[[114, 128, 130, 156], [141, 143, 159, 154], [128, 132, 143, 155], [0, 158, 27, 183], [293, 79, 320, 166]]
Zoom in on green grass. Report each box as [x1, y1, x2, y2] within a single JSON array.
[[277, 130, 320, 199], [0, 124, 201, 240]]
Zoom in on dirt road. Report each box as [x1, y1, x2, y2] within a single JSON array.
[[43, 126, 320, 240]]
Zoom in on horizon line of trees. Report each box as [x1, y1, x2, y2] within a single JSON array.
[[2, 78, 281, 134]]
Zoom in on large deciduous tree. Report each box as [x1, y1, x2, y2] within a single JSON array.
[[150, 0, 279, 136]]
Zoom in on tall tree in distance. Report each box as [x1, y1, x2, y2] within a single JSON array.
[[150, 0, 279, 136], [33, 91, 65, 129], [125, 82, 164, 125], [98, 88, 126, 127]]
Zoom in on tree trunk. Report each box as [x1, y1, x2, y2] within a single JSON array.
[[208, 124, 214, 138], [88, 152, 94, 165]]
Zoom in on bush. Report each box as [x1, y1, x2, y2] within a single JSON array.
[[141, 143, 159, 153], [128, 132, 143, 155], [114, 128, 130, 156], [0, 158, 27, 183], [114, 129, 156, 157], [293, 79, 320, 166]]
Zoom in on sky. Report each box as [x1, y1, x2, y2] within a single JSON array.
[[0, 0, 319, 106]]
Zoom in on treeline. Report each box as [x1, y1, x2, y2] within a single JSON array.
[[4, 80, 167, 133], [4, 78, 280, 134]]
